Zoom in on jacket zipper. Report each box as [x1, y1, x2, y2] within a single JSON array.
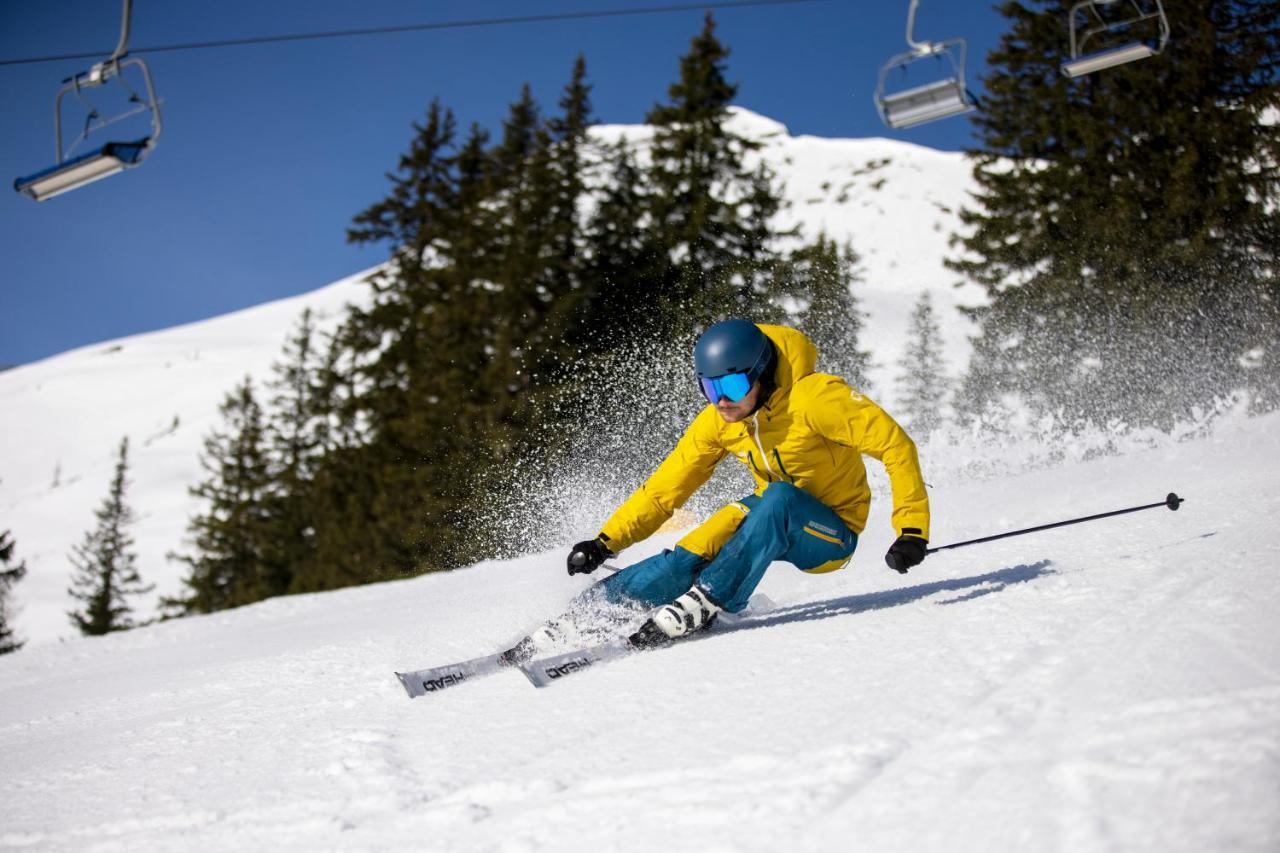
[[772, 448, 796, 484], [751, 416, 777, 481]]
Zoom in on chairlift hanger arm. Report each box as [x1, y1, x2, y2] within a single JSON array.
[[61, 0, 136, 89], [110, 0, 134, 63], [904, 0, 945, 57]]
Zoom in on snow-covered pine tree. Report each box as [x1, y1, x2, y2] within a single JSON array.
[[895, 292, 949, 438], [67, 437, 153, 635], [1, 529, 27, 654]]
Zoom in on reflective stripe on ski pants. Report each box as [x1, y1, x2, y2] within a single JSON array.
[[596, 481, 858, 613]]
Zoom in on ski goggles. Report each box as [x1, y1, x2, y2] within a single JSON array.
[[699, 371, 755, 404]]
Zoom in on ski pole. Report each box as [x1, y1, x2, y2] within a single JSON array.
[[927, 492, 1184, 555]]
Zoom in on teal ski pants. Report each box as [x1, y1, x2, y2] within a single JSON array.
[[595, 482, 858, 613]]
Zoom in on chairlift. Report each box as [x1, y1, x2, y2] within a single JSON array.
[[875, 0, 975, 130], [14, 0, 162, 201], [1061, 0, 1170, 78]]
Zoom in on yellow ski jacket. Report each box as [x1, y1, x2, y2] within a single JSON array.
[[599, 324, 930, 554]]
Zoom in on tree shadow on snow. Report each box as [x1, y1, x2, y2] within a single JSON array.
[[728, 560, 1056, 633]]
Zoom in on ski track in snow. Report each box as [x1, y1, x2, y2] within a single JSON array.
[[2, 412, 1279, 851]]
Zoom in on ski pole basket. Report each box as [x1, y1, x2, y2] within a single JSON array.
[[875, 0, 975, 129], [13, 0, 162, 201], [1061, 0, 1170, 78]]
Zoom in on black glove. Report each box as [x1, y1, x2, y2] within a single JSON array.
[[567, 536, 613, 576], [885, 534, 928, 574]]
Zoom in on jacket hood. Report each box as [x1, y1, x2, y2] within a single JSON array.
[[758, 324, 817, 406]]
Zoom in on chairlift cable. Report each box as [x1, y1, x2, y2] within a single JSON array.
[[0, 0, 828, 68]]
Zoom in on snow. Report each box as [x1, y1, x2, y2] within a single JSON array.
[[2, 409, 1277, 851], [2, 109, 1278, 849]]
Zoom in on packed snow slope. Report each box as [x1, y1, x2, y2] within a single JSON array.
[[0, 108, 983, 647], [2, 410, 1278, 852]]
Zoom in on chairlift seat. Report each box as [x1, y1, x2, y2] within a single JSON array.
[[1061, 41, 1159, 78], [879, 77, 974, 129], [14, 138, 150, 202]]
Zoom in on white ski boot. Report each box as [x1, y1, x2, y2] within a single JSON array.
[[631, 586, 721, 648]]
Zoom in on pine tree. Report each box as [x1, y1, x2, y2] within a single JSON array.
[[547, 55, 594, 285], [895, 292, 950, 437], [342, 100, 480, 575], [168, 380, 278, 614], [262, 309, 330, 586], [68, 437, 153, 635], [951, 0, 1280, 426], [643, 13, 792, 333], [482, 83, 566, 437], [268, 309, 327, 482], [0, 529, 27, 654], [577, 139, 666, 350], [786, 236, 874, 389]]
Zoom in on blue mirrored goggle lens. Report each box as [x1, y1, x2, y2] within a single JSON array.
[[699, 371, 753, 403]]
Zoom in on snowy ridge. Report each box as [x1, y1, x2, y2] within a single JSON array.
[[0, 109, 981, 646], [1, 408, 1276, 850]]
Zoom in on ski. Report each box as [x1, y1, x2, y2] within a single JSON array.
[[395, 650, 517, 698], [518, 640, 632, 687], [397, 593, 776, 696], [519, 594, 775, 689]]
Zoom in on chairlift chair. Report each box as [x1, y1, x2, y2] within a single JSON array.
[[1061, 0, 1170, 78], [14, 0, 161, 201], [875, 0, 975, 129]]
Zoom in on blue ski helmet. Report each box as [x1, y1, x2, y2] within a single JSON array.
[[693, 320, 773, 403]]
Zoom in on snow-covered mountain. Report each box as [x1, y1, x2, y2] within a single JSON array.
[[0, 108, 984, 647], [2, 108, 1278, 851]]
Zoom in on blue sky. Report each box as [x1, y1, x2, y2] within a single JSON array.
[[1, 1, 1009, 367]]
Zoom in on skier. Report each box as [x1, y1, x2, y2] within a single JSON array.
[[560, 319, 931, 649]]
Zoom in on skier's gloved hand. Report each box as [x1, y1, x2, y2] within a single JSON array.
[[885, 533, 928, 574], [567, 536, 613, 576]]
